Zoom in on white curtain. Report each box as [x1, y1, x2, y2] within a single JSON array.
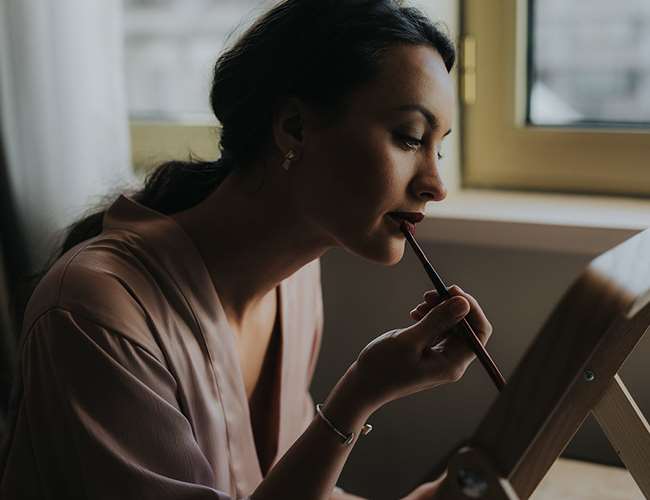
[[0, 0, 136, 272]]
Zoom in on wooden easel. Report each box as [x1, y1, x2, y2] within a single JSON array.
[[433, 227, 650, 499]]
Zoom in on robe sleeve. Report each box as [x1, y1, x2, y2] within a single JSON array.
[[1, 307, 247, 500]]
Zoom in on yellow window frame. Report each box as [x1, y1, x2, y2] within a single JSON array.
[[130, 122, 220, 178], [460, 0, 650, 197]]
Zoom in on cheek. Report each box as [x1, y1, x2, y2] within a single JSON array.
[[304, 129, 380, 200], [298, 126, 407, 231], [339, 128, 400, 202]]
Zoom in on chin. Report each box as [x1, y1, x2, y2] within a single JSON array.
[[348, 236, 406, 266], [384, 244, 407, 266], [335, 215, 407, 264]]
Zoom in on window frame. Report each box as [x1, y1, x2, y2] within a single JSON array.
[[130, 122, 219, 178], [460, 0, 650, 198]]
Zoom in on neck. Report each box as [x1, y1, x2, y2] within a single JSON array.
[[172, 160, 333, 331]]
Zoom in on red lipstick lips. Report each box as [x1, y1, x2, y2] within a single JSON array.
[[389, 211, 424, 224], [388, 211, 424, 236]]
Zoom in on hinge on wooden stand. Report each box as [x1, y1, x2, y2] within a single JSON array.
[[461, 35, 477, 105], [438, 447, 518, 499]]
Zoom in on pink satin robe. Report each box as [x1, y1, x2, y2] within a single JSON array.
[[0, 194, 343, 499]]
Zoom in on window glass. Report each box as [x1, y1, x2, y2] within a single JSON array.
[[528, 0, 650, 127], [124, 0, 274, 121]]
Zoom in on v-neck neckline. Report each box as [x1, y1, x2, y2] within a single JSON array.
[[247, 285, 283, 475], [212, 280, 287, 484]]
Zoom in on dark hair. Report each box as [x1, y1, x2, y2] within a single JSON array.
[[20, 0, 455, 324]]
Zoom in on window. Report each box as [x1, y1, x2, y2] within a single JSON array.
[[124, 0, 274, 174], [461, 0, 650, 197]]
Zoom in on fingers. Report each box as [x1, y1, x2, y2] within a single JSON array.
[[404, 295, 470, 349], [436, 331, 480, 376], [410, 286, 493, 345], [409, 288, 447, 320], [435, 317, 494, 377], [452, 288, 493, 345], [406, 286, 495, 385]]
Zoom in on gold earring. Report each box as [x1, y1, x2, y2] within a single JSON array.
[[282, 149, 296, 171]]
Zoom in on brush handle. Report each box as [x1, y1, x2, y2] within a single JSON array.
[[456, 317, 506, 391], [401, 224, 506, 391]]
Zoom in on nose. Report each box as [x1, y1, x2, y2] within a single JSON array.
[[413, 169, 448, 202]]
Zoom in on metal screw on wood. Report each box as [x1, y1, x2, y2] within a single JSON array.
[[457, 467, 488, 498], [584, 369, 596, 382]]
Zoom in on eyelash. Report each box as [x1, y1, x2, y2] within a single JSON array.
[[396, 134, 444, 160]]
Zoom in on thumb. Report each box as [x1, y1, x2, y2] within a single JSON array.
[[407, 296, 470, 348]]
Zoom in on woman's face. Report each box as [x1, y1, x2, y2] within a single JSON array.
[[296, 43, 455, 265]]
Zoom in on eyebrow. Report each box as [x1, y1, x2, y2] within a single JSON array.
[[395, 104, 452, 137]]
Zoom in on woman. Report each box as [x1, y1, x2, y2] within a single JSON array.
[[0, 1, 493, 499]]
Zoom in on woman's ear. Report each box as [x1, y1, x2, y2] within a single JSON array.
[[272, 97, 306, 160]]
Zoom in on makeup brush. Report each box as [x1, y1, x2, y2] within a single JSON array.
[[400, 219, 506, 391]]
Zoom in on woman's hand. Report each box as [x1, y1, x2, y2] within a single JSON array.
[[353, 285, 493, 411]]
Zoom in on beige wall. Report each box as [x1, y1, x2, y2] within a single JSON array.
[[310, 241, 650, 499]]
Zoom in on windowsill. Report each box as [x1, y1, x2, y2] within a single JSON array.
[[417, 189, 650, 255]]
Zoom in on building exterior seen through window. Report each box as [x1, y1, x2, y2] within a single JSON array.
[[124, 0, 273, 122], [529, 0, 650, 127], [124, 1, 650, 129]]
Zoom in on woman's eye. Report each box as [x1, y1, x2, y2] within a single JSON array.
[[395, 133, 444, 160], [396, 133, 423, 151]]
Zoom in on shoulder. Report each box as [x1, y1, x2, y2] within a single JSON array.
[[23, 231, 164, 357]]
